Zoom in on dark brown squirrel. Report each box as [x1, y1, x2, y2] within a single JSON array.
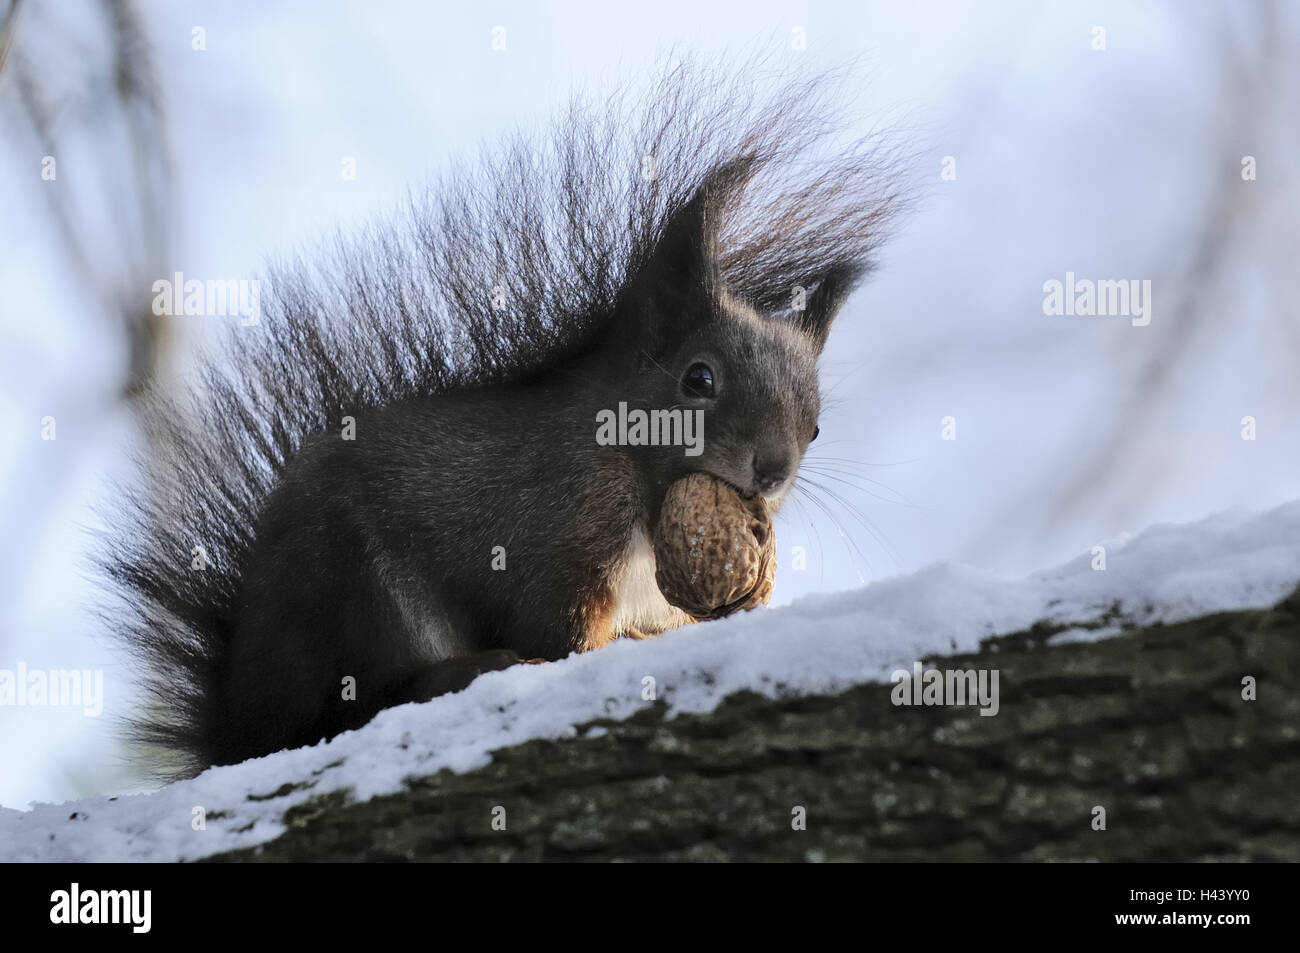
[[101, 61, 907, 775]]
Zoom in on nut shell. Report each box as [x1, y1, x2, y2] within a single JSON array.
[[653, 473, 776, 621]]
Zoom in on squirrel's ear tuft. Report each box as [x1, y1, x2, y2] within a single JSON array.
[[626, 158, 755, 342], [794, 263, 865, 353]]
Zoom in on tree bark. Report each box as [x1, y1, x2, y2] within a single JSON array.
[[208, 586, 1300, 862]]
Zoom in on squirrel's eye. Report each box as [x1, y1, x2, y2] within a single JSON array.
[[811, 425, 820, 442], [681, 362, 715, 399]]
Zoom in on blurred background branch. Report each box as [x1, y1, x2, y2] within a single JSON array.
[[1, 0, 174, 399], [1033, 0, 1298, 538]]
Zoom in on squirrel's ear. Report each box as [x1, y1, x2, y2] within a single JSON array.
[[629, 158, 754, 335], [794, 264, 865, 353]]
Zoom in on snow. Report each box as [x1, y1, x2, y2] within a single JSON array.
[[2, 499, 1297, 861]]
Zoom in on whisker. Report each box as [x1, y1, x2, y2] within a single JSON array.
[[792, 480, 871, 584], [777, 491, 826, 588], [798, 463, 919, 509], [797, 474, 901, 568]]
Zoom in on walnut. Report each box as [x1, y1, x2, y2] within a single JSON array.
[[653, 473, 776, 621]]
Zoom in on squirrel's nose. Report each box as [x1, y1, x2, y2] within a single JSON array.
[[751, 451, 792, 493]]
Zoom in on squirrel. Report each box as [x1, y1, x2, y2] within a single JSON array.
[[101, 61, 907, 776]]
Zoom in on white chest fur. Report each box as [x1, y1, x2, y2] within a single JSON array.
[[607, 524, 694, 636]]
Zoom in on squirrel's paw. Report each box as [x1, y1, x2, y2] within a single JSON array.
[[408, 649, 526, 701]]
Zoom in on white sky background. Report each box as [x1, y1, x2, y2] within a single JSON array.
[[1, 0, 1297, 808]]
